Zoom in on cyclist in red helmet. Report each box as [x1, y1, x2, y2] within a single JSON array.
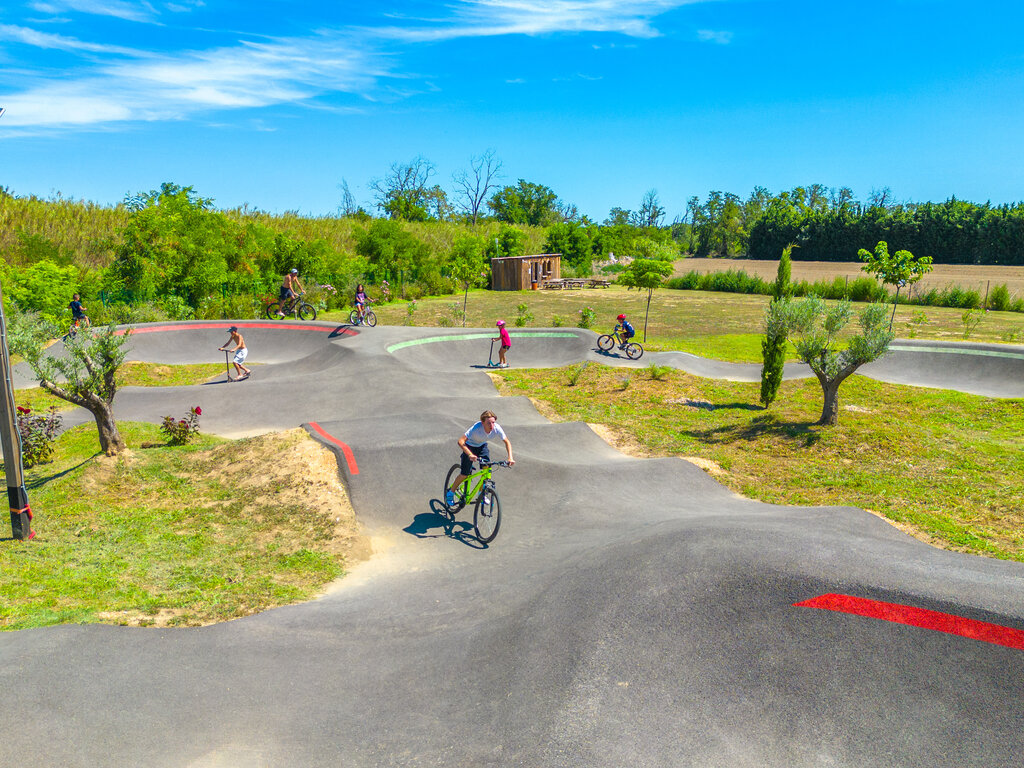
[[615, 313, 635, 349]]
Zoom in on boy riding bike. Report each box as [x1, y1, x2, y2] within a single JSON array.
[[614, 314, 635, 349], [68, 293, 89, 332]]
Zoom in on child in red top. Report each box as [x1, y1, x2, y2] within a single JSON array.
[[494, 319, 511, 368]]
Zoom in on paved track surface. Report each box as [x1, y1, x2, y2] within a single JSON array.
[[3, 322, 1023, 767]]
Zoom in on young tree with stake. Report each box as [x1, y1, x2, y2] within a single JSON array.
[[618, 258, 672, 341]]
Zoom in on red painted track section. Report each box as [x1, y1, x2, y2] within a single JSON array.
[[795, 593, 1024, 651], [308, 422, 359, 475], [117, 322, 354, 335]]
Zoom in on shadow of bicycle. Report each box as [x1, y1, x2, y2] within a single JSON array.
[[402, 500, 487, 549]]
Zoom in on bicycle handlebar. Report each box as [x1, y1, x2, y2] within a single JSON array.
[[478, 460, 511, 468]]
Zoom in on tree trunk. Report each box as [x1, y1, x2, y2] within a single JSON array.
[[818, 378, 841, 425], [463, 286, 469, 327], [644, 288, 652, 342], [91, 403, 125, 455], [889, 284, 900, 331]]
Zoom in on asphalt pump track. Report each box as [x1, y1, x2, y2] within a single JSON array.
[[2, 322, 1023, 768]]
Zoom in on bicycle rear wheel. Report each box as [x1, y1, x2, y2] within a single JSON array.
[[348, 309, 360, 325], [443, 464, 467, 513], [474, 487, 501, 543], [364, 310, 377, 327], [625, 342, 644, 360], [265, 302, 282, 319], [597, 334, 614, 351], [298, 302, 317, 321]]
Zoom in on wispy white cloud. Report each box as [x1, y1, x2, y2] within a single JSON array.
[[0, 23, 146, 55], [0, 33, 381, 128], [1, 1, 715, 131], [697, 28, 732, 44], [28, 1, 160, 24], [376, 0, 705, 41]]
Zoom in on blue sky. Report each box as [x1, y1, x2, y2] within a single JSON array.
[[1, 1, 1023, 220]]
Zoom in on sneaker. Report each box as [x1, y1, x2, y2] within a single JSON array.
[[481, 495, 491, 506], [499, 363, 509, 368], [445, 490, 456, 506]]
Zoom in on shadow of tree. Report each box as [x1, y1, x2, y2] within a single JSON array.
[[24, 458, 94, 490], [683, 413, 822, 448]]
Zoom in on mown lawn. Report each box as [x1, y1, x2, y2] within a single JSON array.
[[495, 363, 1024, 562]]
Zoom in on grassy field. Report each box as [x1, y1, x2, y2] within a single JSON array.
[[362, 285, 1024, 361], [494, 364, 1024, 562]]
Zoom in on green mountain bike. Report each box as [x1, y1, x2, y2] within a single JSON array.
[[442, 460, 509, 543]]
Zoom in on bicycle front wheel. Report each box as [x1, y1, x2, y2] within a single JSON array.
[[297, 302, 317, 321], [625, 342, 644, 360], [597, 334, 614, 351], [443, 464, 467, 513], [474, 487, 501, 543], [265, 302, 282, 319], [364, 310, 377, 327]]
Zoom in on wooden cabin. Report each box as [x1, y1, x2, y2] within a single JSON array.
[[490, 254, 562, 291]]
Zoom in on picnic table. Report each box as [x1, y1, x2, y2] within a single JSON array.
[[541, 278, 610, 289]]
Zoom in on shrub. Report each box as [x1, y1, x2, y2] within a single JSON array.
[[848, 276, 886, 302], [404, 300, 417, 326], [160, 406, 202, 445], [514, 303, 533, 327], [566, 361, 589, 386], [962, 309, 984, 339], [550, 314, 564, 327], [577, 306, 596, 329], [645, 363, 673, 381], [988, 283, 1012, 312], [15, 405, 62, 467]]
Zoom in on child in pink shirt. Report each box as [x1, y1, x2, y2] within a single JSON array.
[[494, 319, 511, 368]]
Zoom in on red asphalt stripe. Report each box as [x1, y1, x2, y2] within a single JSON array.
[[794, 593, 1024, 651], [308, 422, 359, 475], [116, 323, 354, 335]]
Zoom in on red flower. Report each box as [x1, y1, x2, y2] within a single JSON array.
[[194, 406, 202, 416], [16, 406, 30, 414]]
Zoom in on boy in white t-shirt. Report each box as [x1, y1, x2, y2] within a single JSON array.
[[446, 410, 515, 507]]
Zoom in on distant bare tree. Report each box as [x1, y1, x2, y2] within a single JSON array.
[[868, 186, 895, 209], [338, 178, 358, 216], [634, 189, 665, 228], [452, 149, 503, 224]]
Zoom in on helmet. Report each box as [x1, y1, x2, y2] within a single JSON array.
[[290, 268, 298, 274], [496, 319, 505, 326], [617, 314, 626, 321]]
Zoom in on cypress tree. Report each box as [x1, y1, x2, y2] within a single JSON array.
[[760, 245, 794, 406]]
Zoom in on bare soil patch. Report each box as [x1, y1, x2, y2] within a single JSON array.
[[679, 258, 1024, 298]]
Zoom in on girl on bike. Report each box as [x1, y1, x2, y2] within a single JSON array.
[[354, 284, 372, 321], [446, 410, 514, 507]]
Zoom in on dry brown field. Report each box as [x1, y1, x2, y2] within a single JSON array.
[[677, 258, 1024, 300]]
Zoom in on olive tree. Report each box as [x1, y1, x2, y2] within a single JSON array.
[[769, 296, 894, 425], [8, 310, 130, 455]]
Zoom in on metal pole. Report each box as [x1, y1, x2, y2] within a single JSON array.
[[0, 283, 33, 540]]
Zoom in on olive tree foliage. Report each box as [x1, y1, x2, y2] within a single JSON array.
[[760, 244, 795, 407], [858, 240, 933, 330], [618, 258, 673, 342], [369, 156, 437, 221], [452, 149, 503, 224], [769, 297, 894, 425], [7, 309, 130, 455]]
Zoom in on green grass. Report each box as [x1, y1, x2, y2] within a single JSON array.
[[1, 424, 355, 630], [495, 364, 1024, 562], [14, 361, 227, 413]]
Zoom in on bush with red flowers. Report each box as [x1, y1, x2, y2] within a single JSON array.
[[160, 406, 202, 445], [13, 405, 63, 467]]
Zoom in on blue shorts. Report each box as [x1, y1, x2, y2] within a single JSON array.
[[280, 287, 295, 301], [461, 443, 490, 475]]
